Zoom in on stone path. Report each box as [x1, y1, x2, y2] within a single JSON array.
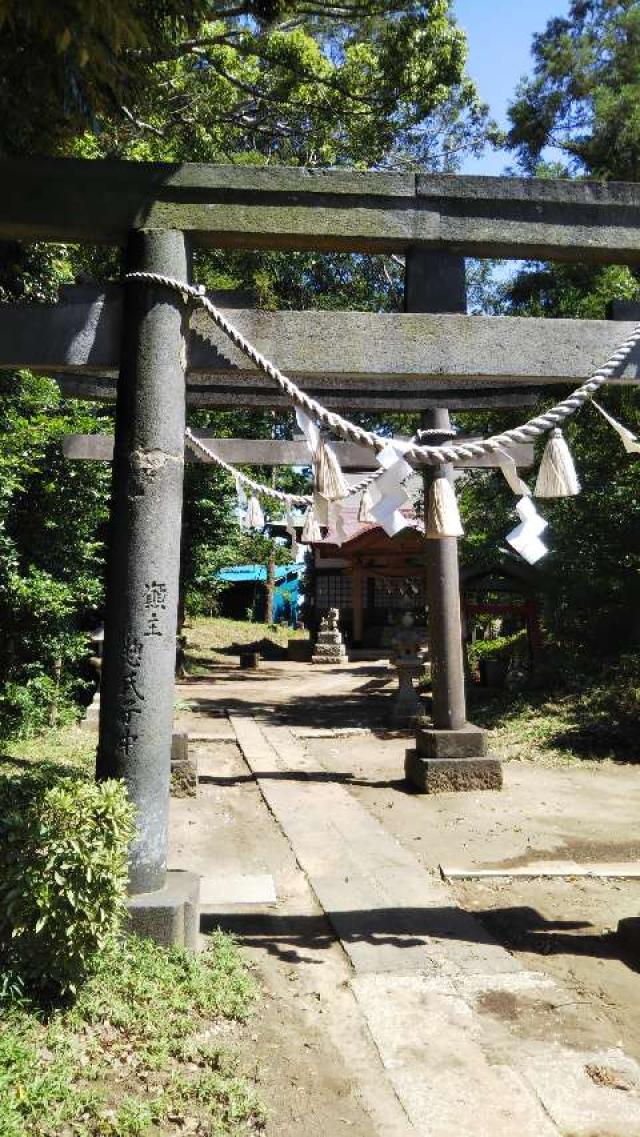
[[228, 714, 640, 1137]]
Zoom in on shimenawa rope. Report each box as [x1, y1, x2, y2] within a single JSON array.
[[126, 271, 640, 467]]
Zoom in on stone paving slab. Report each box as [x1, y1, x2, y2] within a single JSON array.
[[351, 973, 560, 1137], [230, 715, 640, 1136], [199, 873, 277, 907]]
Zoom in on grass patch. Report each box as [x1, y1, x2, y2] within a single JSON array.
[[0, 932, 264, 1136], [183, 617, 307, 672], [468, 652, 640, 766], [0, 723, 96, 780]]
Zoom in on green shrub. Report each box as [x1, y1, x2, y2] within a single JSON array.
[[0, 773, 135, 997], [467, 630, 528, 672], [0, 672, 84, 740]]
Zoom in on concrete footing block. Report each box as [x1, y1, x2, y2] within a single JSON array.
[[405, 748, 503, 793], [126, 870, 200, 950]]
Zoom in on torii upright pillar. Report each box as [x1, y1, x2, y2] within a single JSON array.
[[404, 250, 502, 792], [97, 228, 199, 943]]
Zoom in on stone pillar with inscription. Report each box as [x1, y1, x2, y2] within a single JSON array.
[[403, 251, 502, 793], [97, 228, 199, 944]]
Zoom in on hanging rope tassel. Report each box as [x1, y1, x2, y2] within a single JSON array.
[[358, 487, 375, 523], [245, 495, 265, 530], [534, 428, 580, 498], [590, 399, 640, 454], [301, 507, 322, 543], [315, 440, 350, 501], [426, 476, 464, 539]]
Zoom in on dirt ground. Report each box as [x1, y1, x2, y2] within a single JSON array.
[[172, 654, 640, 1132], [303, 732, 640, 1062]]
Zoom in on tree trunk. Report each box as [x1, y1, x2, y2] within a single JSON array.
[[266, 549, 275, 625]]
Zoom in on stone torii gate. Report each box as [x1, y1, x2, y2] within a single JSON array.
[[1, 158, 640, 944]]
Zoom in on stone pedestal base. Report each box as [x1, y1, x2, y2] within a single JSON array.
[[405, 749, 502, 793], [406, 723, 502, 793], [416, 723, 488, 759], [391, 662, 424, 729], [312, 639, 346, 664], [126, 870, 200, 950]]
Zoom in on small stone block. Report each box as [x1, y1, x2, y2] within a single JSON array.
[[240, 651, 260, 669], [126, 870, 200, 950], [287, 639, 312, 662], [171, 731, 189, 764], [416, 724, 488, 759], [617, 916, 640, 956], [171, 732, 197, 797], [405, 749, 503, 793]]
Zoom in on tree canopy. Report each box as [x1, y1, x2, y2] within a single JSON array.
[[458, 0, 640, 656], [1, 1, 488, 168], [506, 0, 640, 179]]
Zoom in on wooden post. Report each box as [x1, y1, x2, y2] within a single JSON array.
[[404, 251, 502, 792], [352, 562, 364, 645], [97, 229, 191, 895], [266, 548, 275, 624]]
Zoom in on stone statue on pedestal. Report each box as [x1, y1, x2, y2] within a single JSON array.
[[312, 607, 347, 664], [390, 611, 429, 728]]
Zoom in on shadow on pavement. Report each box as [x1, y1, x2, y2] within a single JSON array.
[[200, 904, 638, 972]]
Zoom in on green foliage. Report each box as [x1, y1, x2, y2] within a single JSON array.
[[0, 1, 208, 156], [0, 774, 134, 997], [88, 3, 487, 171], [461, 0, 640, 661], [502, 262, 638, 320], [467, 630, 527, 669], [470, 649, 640, 764], [0, 0, 489, 169], [506, 0, 640, 179], [0, 373, 111, 739], [0, 931, 260, 1136]]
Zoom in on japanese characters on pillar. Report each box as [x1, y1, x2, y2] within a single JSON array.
[[120, 633, 144, 759], [97, 228, 190, 893], [144, 579, 168, 638]]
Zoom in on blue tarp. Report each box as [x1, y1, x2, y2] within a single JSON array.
[[217, 563, 300, 584], [216, 563, 304, 624]]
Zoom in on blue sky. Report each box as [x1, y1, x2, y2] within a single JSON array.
[[452, 0, 570, 174]]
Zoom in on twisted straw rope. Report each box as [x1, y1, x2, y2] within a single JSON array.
[[184, 427, 311, 506], [185, 426, 383, 507], [128, 272, 640, 465]]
